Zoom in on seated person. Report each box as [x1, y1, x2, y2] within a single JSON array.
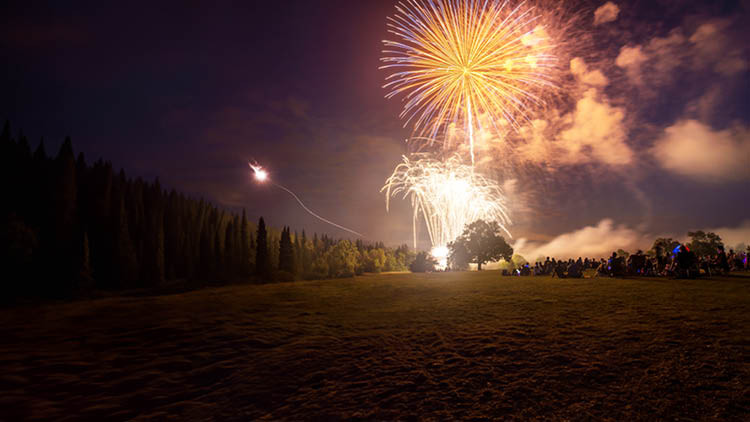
[[643, 257, 655, 276], [715, 246, 730, 274], [567, 259, 583, 278], [674, 245, 698, 278], [596, 259, 609, 277], [629, 250, 646, 275], [552, 260, 567, 278], [608, 252, 626, 276]]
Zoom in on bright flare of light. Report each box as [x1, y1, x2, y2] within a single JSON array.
[[250, 164, 268, 182], [431, 245, 450, 270], [381, 0, 556, 162], [382, 154, 511, 249]]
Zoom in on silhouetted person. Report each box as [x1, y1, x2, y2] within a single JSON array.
[[567, 258, 583, 278], [596, 259, 608, 277], [628, 250, 646, 275], [715, 246, 729, 274], [552, 260, 566, 278], [655, 245, 665, 274], [675, 245, 698, 278]]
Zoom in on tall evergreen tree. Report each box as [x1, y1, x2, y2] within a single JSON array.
[[279, 226, 294, 273], [301, 230, 312, 275], [198, 220, 214, 279], [213, 225, 223, 281], [256, 217, 270, 279], [240, 209, 250, 276], [293, 230, 303, 276], [113, 196, 138, 288], [224, 220, 235, 278], [51, 137, 79, 293], [141, 179, 165, 286]]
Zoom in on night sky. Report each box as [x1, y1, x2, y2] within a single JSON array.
[[2, 0, 749, 257]]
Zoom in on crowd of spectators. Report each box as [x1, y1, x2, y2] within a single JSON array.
[[502, 246, 749, 279]]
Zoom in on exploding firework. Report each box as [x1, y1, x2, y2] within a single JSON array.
[[382, 154, 511, 251], [381, 0, 557, 163], [250, 162, 364, 238]]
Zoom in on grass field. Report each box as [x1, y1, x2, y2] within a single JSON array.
[[0, 272, 748, 421]]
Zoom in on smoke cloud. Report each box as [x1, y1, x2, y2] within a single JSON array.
[[513, 219, 648, 261], [593, 2, 620, 26], [650, 120, 750, 182]]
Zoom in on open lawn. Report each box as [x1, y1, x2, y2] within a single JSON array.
[[0, 272, 748, 421]]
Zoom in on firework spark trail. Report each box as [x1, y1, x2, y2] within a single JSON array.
[[381, 0, 557, 163], [382, 154, 511, 249], [250, 163, 364, 238]]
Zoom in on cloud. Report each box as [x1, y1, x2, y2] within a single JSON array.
[[513, 88, 632, 168], [644, 30, 687, 80], [615, 45, 648, 83], [616, 19, 746, 89], [651, 120, 750, 182], [689, 21, 748, 76], [513, 219, 647, 260], [685, 85, 722, 123], [559, 88, 632, 165], [570, 57, 608, 87], [509, 217, 750, 262], [593, 2, 620, 26]]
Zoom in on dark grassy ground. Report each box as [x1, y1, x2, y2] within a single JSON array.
[[0, 272, 748, 421]]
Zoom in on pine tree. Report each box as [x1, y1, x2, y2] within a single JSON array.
[[78, 231, 94, 289], [52, 137, 78, 293], [0, 122, 11, 217], [224, 220, 235, 278], [141, 180, 165, 286], [279, 226, 294, 273], [233, 214, 241, 276], [293, 230, 303, 276], [213, 226, 223, 281], [256, 217, 270, 280], [163, 190, 180, 280], [113, 197, 138, 288], [199, 221, 214, 279], [240, 209, 250, 276], [301, 230, 312, 275]]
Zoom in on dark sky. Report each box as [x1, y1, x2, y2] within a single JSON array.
[[2, 0, 749, 254]]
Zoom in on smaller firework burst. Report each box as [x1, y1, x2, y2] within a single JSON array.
[[382, 154, 511, 250]]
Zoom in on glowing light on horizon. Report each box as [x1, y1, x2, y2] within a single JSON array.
[[382, 154, 511, 250], [381, 0, 557, 163], [431, 245, 450, 269]]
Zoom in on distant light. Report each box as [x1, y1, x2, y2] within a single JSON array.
[[431, 245, 449, 270], [431, 245, 449, 259]]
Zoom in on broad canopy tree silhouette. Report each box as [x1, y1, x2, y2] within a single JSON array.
[[448, 219, 513, 270], [687, 230, 724, 257]]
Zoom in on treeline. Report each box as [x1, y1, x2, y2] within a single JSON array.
[[1, 122, 413, 299]]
